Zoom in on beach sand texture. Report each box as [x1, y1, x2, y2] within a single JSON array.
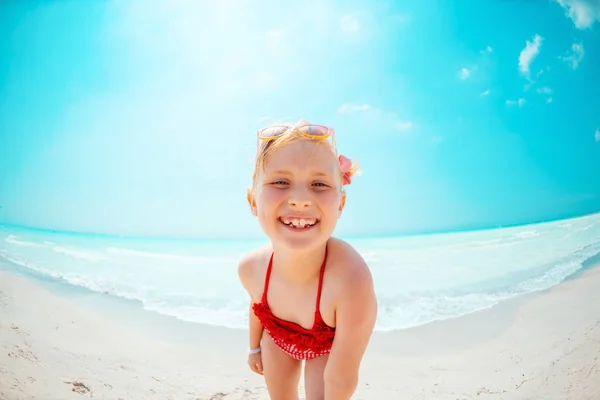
[[1, 266, 599, 400]]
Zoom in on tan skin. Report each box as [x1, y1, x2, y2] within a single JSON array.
[[238, 139, 378, 400]]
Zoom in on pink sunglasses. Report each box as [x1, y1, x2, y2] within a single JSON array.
[[256, 124, 337, 152]]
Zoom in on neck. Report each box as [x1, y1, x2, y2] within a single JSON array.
[[271, 240, 328, 284]]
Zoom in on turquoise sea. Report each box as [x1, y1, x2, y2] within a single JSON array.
[[1, 213, 600, 331]]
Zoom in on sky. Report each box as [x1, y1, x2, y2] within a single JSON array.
[[0, 0, 599, 239]]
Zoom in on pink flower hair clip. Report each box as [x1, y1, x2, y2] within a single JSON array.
[[338, 154, 353, 186]]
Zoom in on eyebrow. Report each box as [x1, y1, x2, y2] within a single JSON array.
[[268, 170, 292, 175]]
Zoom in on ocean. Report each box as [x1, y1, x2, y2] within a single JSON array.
[[1, 213, 600, 332]]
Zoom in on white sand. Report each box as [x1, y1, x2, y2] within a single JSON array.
[[1, 264, 599, 400]]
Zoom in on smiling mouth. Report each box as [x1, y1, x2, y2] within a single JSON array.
[[278, 217, 320, 229]]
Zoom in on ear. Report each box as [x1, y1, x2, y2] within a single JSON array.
[[338, 191, 347, 218], [247, 187, 257, 217]]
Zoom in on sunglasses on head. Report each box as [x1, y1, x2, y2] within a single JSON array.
[[256, 123, 336, 152]]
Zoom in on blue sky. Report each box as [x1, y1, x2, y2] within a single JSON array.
[[0, 0, 599, 238]]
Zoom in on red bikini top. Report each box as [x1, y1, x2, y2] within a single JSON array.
[[252, 247, 336, 356]]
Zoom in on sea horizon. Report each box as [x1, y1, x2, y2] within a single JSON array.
[[1, 209, 599, 242]]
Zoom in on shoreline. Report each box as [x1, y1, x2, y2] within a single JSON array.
[[2, 253, 596, 336], [1, 264, 600, 399]]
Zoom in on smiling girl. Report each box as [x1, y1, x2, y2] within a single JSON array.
[[237, 121, 377, 400]]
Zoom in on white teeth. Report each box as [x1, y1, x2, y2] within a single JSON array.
[[280, 217, 317, 228]]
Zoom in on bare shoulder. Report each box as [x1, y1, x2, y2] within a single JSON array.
[[327, 238, 375, 296], [237, 244, 272, 298], [322, 239, 377, 385]]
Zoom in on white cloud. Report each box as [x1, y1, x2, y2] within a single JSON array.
[[537, 87, 553, 95], [396, 121, 413, 131], [534, 87, 552, 103], [480, 89, 491, 97], [455, 47, 490, 85], [519, 34, 543, 76], [340, 14, 360, 34], [555, 0, 600, 29], [338, 103, 371, 113], [596, 129, 600, 142], [458, 67, 471, 80], [561, 43, 585, 69], [523, 66, 550, 91], [506, 98, 527, 107]]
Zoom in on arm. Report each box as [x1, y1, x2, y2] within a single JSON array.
[[249, 302, 264, 350], [238, 254, 264, 350], [239, 254, 266, 375], [323, 265, 377, 400]]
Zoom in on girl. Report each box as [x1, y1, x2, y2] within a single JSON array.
[[238, 121, 378, 400]]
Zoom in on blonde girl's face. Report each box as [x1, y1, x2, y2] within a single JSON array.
[[248, 139, 346, 251]]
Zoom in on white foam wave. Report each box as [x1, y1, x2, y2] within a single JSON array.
[[0, 250, 246, 327], [574, 225, 594, 232], [52, 246, 105, 262], [4, 235, 41, 247], [514, 230, 539, 238], [105, 247, 237, 263], [375, 245, 600, 331], [0, 251, 142, 299], [462, 238, 520, 250], [1, 252, 104, 290]]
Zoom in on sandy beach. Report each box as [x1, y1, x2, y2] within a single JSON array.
[[1, 263, 599, 400]]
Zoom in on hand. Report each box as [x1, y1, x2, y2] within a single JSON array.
[[248, 351, 263, 375]]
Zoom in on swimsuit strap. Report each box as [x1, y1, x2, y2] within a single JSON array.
[[315, 245, 328, 313], [261, 252, 275, 303], [261, 245, 329, 311]]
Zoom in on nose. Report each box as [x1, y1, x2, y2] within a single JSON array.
[[288, 188, 312, 209]]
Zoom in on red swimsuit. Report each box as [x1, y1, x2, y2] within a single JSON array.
[[252, 248, 336, 360]]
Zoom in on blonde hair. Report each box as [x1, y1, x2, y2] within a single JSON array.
[[251, 120, 360, 189]]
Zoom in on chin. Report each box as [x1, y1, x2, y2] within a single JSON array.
[[268, 219, 334, 252], [275, 236, 323, 252]]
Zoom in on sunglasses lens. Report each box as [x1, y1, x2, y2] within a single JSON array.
[[258, 124, 331, 140], [259, 126, 288, 138], [299, 125, 329, 137]]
